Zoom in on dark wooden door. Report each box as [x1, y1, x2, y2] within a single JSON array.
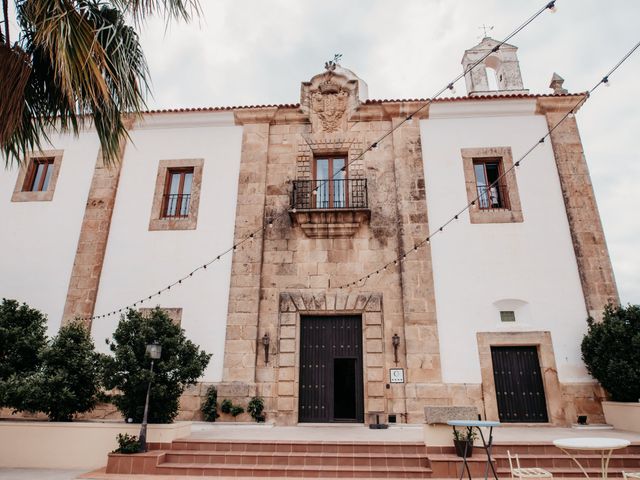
[[299, 315, 364, 423], [491, 346, 548, 423]]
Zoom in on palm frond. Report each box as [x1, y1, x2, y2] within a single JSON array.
[[111, 0, 201, 24], [0, 44, 31, 147], [2, 0, 151, 166]]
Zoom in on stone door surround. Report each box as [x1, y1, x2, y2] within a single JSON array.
[[477, 331, 566, 425], [276, 290, 385, 425]]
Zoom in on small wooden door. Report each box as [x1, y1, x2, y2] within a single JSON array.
[[298, 315, 364, 423], [491, 346, 548, 423]]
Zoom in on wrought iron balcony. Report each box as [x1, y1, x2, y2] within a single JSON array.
[[289, 179, 370, 238], [291, 179, 368, 210], [162, 193, 191, 218]]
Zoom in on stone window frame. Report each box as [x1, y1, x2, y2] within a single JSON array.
[[476, 331, 565, 425], [11, 150, 63, 202], [149, 159, 203, 231], [296, 137, 365, 181], [275, 291, 385, 426], [461, 146, 523, 224], [138, 307, 182, 325]]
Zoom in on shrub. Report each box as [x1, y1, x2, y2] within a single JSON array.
[[3, 322, 103, 421], [113, 433, 141, 454], [201, 386, 219, 422], [230, 405, 244, 417], [220, 399, 232, 414], [220, 398, 244, 418], [102, 308, 211, 423], [247, 396, 265, 422], [581, 304, 640, 402], [0, 299, 47, 386]]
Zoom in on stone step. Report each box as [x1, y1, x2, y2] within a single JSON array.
[[492, 453, 640, 469], [428, 453, 640, 478], [168, 439, 427, 455], [163, 449, 428, 468], [157, 461, 433, 478], [496, 466, 636, 478]]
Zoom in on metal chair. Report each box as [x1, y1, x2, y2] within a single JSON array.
[[507, 451, 553, 479]]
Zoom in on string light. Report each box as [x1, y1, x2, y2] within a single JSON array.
[[304, 1, 556, 202], [335, 39, 640, 289], [86, 2, 579, 319]]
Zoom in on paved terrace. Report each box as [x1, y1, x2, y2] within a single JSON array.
[[186, 422, 640, 443]]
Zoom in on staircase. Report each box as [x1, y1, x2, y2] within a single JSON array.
[[427, 442, 640, 478], [106, 438, 432, 478], [107, 437, 640, 478]]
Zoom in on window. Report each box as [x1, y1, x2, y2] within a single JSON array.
[[149, 159, 203, 231], [500, 311, 516, 322], [461, 147, 523, 224], [163, 168, 194, 218], [313, 156, 347, 208], [11, 150, 63, 202], [473, 158, 509, 210], [24, 157, 55, 192]]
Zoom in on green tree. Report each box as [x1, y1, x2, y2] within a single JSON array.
[[3, 321, 103, 421], [102, 307, 211, 423], [0, 298, 47, 383], [1, 0, 199, 166], [581, 304, 640, 402]]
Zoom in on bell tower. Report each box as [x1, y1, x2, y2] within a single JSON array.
[[461, 37, 528, 96]]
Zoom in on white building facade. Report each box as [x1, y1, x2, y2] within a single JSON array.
[[0, 39, 618, 425]]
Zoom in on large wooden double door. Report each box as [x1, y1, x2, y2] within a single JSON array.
[[298, 315, 364, 423], [491, 346, 549, 423]]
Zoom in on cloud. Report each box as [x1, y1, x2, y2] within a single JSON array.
[[138, 0, 640, 303]]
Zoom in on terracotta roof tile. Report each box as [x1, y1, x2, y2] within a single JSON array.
[[143, 92, 584, 114]]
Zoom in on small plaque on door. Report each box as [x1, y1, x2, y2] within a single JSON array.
[[390, 368, 404, 384]]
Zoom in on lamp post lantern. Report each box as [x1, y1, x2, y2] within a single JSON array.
[[261, 333, 270, 364], [139, 342, 162, 452], [392, 333, 400, 365]]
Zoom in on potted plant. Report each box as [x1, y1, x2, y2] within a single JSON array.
[[581, 304, 640, 432], [453, 427, 477, 457]]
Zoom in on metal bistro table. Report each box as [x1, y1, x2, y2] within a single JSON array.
[[447, 420, 501, 480], [553, 437, 631, 480]]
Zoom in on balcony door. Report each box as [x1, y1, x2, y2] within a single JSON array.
[[314, 157, 346, 208]]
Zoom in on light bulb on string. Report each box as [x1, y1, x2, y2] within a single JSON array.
[[548, 1, 557, 13], [603, 77, 610, 87], [447, 83, 456, 95]]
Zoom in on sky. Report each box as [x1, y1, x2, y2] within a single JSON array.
[[9, 0, 639, 304]]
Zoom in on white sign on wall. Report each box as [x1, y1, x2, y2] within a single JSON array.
[[390, 368, 405, 384]]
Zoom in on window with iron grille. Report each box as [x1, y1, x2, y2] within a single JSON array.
[[23, 157, 55, 192], [313, 156, 347, 208], [291, 156, 368, 210], [163, 168, 193, 218], [473, 158, 510, 210]]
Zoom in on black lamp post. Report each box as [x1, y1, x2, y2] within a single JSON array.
[[139, 342, 162, 452], [262, 333, 270, 364], [392, 333, 400, 364]]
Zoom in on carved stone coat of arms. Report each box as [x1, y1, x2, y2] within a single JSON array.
[[311, 88, 348, 133]]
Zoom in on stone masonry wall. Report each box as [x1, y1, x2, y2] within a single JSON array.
[[538, 97, 619, 320]]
